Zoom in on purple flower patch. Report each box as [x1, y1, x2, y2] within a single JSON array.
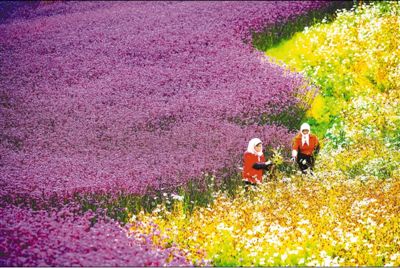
[[0, 1, 326, 203]]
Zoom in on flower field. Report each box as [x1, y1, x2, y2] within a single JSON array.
[[1, 205, 191, 266], [0, 1, 325, 205], [134, 176, 400, 266], [133, 1, 400, 266], [265, 1, 400, 181], [1, 0, 399, 266], [0, 1, 332, 266]]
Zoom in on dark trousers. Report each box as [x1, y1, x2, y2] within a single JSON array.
[[297, 153, 315, 173], [243, 180, 257, 191]]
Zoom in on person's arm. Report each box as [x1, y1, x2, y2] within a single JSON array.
[[292, 136, 300, 161], [253, 161, 272, 170]]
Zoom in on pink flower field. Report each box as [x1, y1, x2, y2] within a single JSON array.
[[0, 205, 192, 266], [0, 1, 330, 265]]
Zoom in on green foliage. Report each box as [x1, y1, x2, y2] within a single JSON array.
[[72, 171, 245, 224], [252, 1, 354, 51]]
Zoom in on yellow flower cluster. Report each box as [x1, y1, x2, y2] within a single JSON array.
[[131, 176, 400, 266], [266, 2, 400, 179], [267, 2, 400, 105], [319, 90, 400, 180]]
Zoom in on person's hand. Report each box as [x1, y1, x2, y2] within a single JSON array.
[[291, 150, 298, 159], [265, 160, 272, 165], [301, 159, 307, 165]]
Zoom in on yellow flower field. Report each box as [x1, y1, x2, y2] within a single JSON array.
[[131, 175, 400, 266], [266, 1, 400, 179]]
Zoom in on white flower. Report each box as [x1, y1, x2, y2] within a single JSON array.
[[170, 193, 184, 201], [390, 252, 400, 261], [281, 253, 288, 262], [153, 207, 161, 214], [216, 222, 225, 230], [298, 219, 310, 225], [366, 217, 377, 227], [350, 235, 358, 243]]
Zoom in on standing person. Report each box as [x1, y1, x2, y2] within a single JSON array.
[[242, 138, 273, 188], [291, 123, 320, 174]]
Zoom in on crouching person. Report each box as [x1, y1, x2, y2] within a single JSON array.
[[291, 123, 320, 174], [242, 138, 274, 189]]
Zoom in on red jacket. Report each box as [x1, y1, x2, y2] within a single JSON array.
[[242, 152, 266, 184], [292, 133, 319, 156]]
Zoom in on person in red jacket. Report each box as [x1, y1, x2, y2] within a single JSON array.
[[242, 138, 273, 187], [291, 123, 320, 174]]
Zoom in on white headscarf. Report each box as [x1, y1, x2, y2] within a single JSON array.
[[300, 123, 311, 146], [247, 138, 263, 157]]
